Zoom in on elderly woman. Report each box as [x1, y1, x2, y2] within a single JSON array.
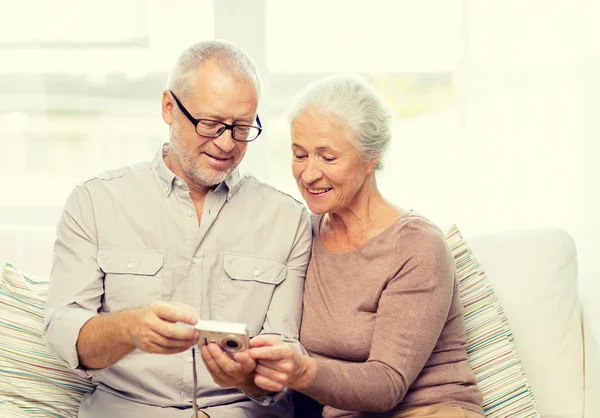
[[246, 75, 484, 418]]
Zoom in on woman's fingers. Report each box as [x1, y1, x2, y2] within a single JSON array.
[[249, 335, 283, 348], [257, 358, 295, 373], [255, 363, 289, 384], [254, 373, 285, 392], [247, 345, 291, 361]]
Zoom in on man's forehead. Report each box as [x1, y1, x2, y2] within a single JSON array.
[[188, 93, 258, 122], [192, 61, 259, 94]]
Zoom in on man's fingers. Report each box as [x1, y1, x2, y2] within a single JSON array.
[[233, 351, 256, 373], [145, 341, 191, 355], [206, 343, 241, 376], [169, 302, 198, 316], [202, 353, 226, 386], [152, 302, 198, 325], [151, 319, 199, 342], [150, 332, 197, 349], [200, 345, 230, 383]]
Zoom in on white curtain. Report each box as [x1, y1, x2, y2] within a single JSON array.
[[455, 0, 599, 277]]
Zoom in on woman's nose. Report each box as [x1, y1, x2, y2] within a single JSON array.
[[302, 158, 322, 183]]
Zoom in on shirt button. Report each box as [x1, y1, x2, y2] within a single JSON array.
[[192, 258, 198, 264], [187, 356, 193, 363], [127, 262, 134, 269], [186, 209, 194, 216], [253, 270, 260, 276]]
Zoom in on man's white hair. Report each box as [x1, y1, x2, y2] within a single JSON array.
[[288, 74, 392, 170], [167, 40, 262, 99]]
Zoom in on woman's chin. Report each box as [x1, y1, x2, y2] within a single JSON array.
[[305, 202, 328, 215]]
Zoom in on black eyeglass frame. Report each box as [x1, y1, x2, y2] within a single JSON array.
[[170, 90, 263, 142]]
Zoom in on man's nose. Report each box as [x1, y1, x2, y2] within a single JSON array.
[[212, 129, 236, 153]]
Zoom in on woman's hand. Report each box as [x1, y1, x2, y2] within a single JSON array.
[[245, 336, 317, 392]]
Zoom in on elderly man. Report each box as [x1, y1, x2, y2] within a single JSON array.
[[43, 40, 311, 418]]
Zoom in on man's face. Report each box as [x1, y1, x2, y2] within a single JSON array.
[[162, 60, 259, 188]]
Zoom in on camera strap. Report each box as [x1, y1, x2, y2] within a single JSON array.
[[192, 346, 199, 418]]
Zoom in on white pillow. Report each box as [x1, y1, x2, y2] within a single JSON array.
[[465, 228, 584, 417], [446, 226, 540, 417], [0, 263, 94, 417]]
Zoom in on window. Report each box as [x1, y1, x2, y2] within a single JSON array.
[[0, 0, 215, 207]]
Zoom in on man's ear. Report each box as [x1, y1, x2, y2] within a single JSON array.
[[161, 90, 174, 125]]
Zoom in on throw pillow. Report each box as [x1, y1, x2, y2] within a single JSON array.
[[446, 225, 539, 418], [0, 263, 94, 417]]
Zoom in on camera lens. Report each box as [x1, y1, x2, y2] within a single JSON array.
[[225, 339, 240, 349]]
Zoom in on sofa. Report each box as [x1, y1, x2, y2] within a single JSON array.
[[1, 217, 599, 417]]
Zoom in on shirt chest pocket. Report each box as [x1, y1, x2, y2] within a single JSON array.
[[98, 248, 165, 312], [216, 252, 286, 335]]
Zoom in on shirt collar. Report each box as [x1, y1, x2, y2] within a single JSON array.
[[152, 143, 244, 200]]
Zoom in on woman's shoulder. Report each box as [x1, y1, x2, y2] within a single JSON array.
[[392, 211, 449, 251], [392, 212, 456, 286]]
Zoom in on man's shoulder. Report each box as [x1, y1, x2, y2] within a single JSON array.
[[240, 174, 306, 208], [78, 160, 153, 189]]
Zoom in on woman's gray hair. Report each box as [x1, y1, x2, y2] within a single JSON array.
[[288, 74, 392, 170], [167, 40, 262, 99]]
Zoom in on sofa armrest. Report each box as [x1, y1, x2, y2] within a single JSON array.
[[581, 274, 600, 418]]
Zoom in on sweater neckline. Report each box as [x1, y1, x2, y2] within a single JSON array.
[[314, 210, 416, 256]]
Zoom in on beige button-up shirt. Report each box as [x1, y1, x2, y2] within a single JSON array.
[[43, 145, 312, 418]]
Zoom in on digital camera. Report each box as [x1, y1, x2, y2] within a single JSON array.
[[194, 319, 249, 353]]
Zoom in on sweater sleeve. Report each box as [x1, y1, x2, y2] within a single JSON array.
[[302, 226, 456, 412]]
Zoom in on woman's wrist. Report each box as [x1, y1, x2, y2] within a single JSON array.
[[290, 352, 318, 391], [237, 374, 271, 397]]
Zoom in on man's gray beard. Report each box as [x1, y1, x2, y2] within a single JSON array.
[[169, 135, 233, 187]]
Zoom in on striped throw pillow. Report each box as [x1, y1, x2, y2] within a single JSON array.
[[0, 263, 95, 417], [446, 226, 540, 418], [0, 400, 33, 417]]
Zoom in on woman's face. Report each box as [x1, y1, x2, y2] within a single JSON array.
[[291, 110, 376, 215]]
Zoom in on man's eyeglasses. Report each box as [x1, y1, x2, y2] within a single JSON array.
[[170, 91, 262, 142]]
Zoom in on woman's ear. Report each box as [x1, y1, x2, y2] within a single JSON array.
[[365, 159, 378, 176]]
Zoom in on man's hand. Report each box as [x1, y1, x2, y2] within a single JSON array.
[[130, 302, 199, 354], [247, 336, 317, 392], [77, 301, 200, 369], [200, 343, 267, 396]]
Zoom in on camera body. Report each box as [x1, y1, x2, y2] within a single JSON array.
[[194, 319, 249, 353]]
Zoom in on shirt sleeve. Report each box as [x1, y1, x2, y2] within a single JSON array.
[[258, 205, 312, 351], [43, 184, 104, 378], [246, 206, 312, 405], [302, 226, 456, 412]]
